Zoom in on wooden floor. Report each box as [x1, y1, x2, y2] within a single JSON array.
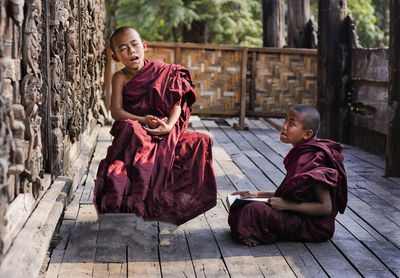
[[42, 116, 400, 278]]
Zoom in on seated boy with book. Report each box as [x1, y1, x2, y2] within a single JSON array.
[[228, 104, 348, 246]]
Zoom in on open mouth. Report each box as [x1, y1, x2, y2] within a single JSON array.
[[130, 57, 139, 62]]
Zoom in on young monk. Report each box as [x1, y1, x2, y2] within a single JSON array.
[[94, 27, 217, 225], [228, 104, 347, 246]]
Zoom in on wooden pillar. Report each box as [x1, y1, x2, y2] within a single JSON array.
[[386, 0, 400, 177], [317, 0, 347, 140], [287, 0, 311, 48], [262, 0, 285, 47], [234, 49, 249, 130]]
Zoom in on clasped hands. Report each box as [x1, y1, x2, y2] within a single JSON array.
[[142, 115, 172, 136], [231, 191, 289, 211]]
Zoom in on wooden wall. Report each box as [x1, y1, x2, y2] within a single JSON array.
[[0, 0, 105, 261], [349, 49, 389, 155], [144, 42, 317, 117]]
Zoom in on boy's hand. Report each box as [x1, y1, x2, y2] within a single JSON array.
[[269, 197, 291, 211], [231, 191, 258, 198], [142, 115, 159, 128], [144, 118, 173, 136]]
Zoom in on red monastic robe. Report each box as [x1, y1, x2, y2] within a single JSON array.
[[94, 60, 217, 225], [228, 138, 348, 244]]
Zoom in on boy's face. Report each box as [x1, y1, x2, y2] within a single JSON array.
[[280, 109, 313, 146], [112, 29, 146, 73]]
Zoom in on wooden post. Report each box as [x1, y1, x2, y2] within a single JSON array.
[[287, 0, 311, 48], [386, 0, 400, 177], [249, 51, 257, 112], [262, 0, 285, 47], [317, 0, 347, 140], [234, 49, 249, 130]]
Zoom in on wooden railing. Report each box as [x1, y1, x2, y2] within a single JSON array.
[[106, 42, 317, 128]]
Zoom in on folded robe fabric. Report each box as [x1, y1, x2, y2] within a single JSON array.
[[94, 60, 217, 225], [228, 138, 348, 243]]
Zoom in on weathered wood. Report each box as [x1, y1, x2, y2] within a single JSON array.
[[287, 0, 311, 48], [386, 0, 400, 177], [262, 0, 285, 47], [204, 201, 264, 277], [58, 205, 99, 278], [0, 178, 69, 278], [317, 0, 348, 140], [305, 241, 361, 278], [93, 263, 127, 278], [158, 222, 196, 278], [181, 214, 229, 277], [250, 244, 296, 278], [276, 242, 328, 277], [127, 217, 160, 278], [331, 223, 393, 277], [234, 49, 249, 130]]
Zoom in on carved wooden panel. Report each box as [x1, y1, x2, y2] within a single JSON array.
[[0, 0, 105, 261], [251, 52, 317, 113]]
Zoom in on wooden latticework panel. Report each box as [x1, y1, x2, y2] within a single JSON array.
[[145, 45, 243, 114], [251, 52, 317, 113], [181, 49, 242, 113], [145, 46, 175, 64]]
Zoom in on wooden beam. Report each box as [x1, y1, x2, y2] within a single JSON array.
[[234, 49, 249, 130], [262, 0, 285, 47], [317, 0, 347, 140], [386, 0, 400, 177], [287, 0, 311, 48]]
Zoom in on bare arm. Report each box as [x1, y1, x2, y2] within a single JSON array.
[[231, 191, 275, 198], [144, 104, 182, 136], [110, 72, 158, 127], [270, 183, 332, 216]]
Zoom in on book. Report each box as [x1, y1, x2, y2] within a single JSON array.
[[226, 194, 270, 210]]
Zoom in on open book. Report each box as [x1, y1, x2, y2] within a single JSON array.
[[226, 194, 270, 210]]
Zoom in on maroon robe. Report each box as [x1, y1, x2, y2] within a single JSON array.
[[94, 60, 217, 225], [228, 138, 347, 244]]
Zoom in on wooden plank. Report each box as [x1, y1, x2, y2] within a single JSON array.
[[331, 223, 393, 277], [158, 222, 196, 278], [93, 263, 127, 278], [127, 217, 160, 278], [276, 242, 328, 278], [58, 205, 99, 278], [305, 241, 361, 278], [45, 249, 65, 278], [204, 200, 264, 277], [181, 214, 229, 277], [249, 244, 296, 278], [0, 178, 68, 278], [350, 188, 400, 225], [345, 192, 400, 248]]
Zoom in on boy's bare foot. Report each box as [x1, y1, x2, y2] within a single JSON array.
[[242, 237, 259, 246], [238, 235, 259, 246]]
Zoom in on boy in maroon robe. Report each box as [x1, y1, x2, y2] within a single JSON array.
[[94, 27, 217, 225], [228, 104, 347, 246]]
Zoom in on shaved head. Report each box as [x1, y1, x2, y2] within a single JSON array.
[[291, 104, 321, 138], [110, 27, 142, 53]]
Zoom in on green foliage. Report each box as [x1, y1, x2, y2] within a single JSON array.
[[310, 0, 389, 48], [109, 0, 262, 46]]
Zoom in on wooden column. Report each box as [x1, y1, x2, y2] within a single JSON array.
[[262, 0, 285, 47], [386, 0, 400, 177], [287, 0, 311, 48], [317, 0, 347, 140], [234, 49, 249, 130]]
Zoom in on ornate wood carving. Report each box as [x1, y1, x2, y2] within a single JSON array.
[[0, 0, 105, 260]]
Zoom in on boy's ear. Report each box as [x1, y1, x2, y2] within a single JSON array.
[[304, 129, 313, 140], [111, 53, 119, 62], [142, 41, 147, 51]]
